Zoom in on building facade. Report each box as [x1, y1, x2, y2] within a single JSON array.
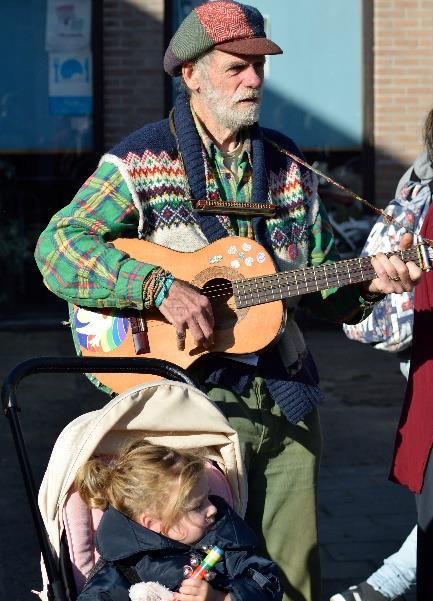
[[102, 0, 433, 205], [1, 0, 433, 312], [374, 0, 433, 201]]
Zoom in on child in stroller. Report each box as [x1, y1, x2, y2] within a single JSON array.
[[35, 378, 282, 601], [76, 439, 282, 601]]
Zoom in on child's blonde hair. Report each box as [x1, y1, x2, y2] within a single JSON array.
[[75, 439, 206, 534]]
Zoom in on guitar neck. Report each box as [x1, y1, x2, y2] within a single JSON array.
[[233, 247, 424, 309]]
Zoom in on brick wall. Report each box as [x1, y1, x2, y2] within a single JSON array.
[[374, 0, 433, 204], [103, 0, 165, 149]]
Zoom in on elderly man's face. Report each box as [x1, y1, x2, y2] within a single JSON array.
[[195, 49, 265, 132]]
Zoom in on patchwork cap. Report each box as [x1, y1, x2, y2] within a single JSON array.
[[164, 1, 283, 76]]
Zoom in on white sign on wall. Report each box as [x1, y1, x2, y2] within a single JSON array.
[[46, 0, 91, 51], [48, 50, 92, 115]]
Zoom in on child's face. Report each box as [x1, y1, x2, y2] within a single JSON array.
[[166, 473, 217, 544]]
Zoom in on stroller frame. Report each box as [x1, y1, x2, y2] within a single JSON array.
[[2, 356, 195, 601]]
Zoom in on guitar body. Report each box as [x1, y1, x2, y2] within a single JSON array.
[[72, 237, 285, 393]]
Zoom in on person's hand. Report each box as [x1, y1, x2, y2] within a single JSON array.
[[173, 579, 229, 601], [362, 233, 422, 296], [158, 280, 214, 348]]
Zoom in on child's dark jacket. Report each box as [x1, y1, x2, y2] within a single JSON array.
[[77, 496, 282, 601]]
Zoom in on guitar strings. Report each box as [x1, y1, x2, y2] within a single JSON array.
[[199, 247, 419, 301]]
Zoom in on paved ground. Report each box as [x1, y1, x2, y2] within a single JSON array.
[[0, 316, 416, 600], [303, 325, 416, 601]]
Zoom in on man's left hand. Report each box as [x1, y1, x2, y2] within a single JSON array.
[[362, 233, 422, 296]]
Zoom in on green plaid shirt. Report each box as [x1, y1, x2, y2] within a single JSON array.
[[35, 163, 155, 310], [194, 114, 255, 238], [35, 138, 371, 323]]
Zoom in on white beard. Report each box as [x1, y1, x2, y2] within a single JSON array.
[[200, 82, 262, 133]]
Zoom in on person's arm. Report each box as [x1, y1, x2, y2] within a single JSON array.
[[300, 200, 420, 324], [178, 546, 281, 601], [35, 160, 215, 344], [35, 161, 169, 310]]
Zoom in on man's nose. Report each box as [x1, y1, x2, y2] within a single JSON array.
[[244, 65, 263, 88]]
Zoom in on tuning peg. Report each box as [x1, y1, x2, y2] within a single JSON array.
[[183, 565, 193, 577]]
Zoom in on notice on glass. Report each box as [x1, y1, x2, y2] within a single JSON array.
[[48, 50, 93, 115], [46, 0, 91, 51]]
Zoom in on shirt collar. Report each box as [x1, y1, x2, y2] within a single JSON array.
[[190, 103, 252, 168]]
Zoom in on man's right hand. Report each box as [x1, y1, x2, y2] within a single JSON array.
[[158, 280, 215, 348]]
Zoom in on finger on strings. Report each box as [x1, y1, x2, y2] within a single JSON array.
[[407, 261, 423, 282], [389, 255, 416, 290]]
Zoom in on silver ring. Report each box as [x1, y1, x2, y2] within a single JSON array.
[[389, 276, 400, 282], [176, 330, 186, 340]]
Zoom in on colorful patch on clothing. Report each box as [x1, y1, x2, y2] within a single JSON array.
[[264, 161, 315, 255], [73, 307, 128, 352]]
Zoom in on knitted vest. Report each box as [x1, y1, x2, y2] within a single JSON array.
[[101, 92, 323, 422]]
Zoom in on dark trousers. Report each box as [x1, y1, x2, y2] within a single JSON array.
[[416, 448, 433, 600]]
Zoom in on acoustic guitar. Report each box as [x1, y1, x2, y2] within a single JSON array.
[[71, 236, 432, 393]]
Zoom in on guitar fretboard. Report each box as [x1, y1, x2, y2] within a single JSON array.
[[233, 247, 423, 309]]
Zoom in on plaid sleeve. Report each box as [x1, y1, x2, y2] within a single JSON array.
[[301, 199, 373, 324], [35, 161, 156, 310]]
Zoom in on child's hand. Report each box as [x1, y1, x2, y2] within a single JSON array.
[[173, 578, 229, 601]]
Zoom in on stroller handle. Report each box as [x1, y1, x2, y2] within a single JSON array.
[[2, 356, 195, 601], [2, 356, 195, 412]]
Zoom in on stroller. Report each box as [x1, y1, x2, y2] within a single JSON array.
[[3, 357, 247, 601]]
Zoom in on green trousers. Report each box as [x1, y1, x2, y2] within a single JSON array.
[[192, 369, 322, 601]]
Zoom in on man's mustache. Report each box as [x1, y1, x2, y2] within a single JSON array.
[[233, 90, 262, 102]]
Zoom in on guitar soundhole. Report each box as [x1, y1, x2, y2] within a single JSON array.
[[202, 278, 238, 330]]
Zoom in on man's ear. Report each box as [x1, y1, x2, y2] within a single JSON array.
[[182, 63, 200, 93], [138, 512, 162, 533]]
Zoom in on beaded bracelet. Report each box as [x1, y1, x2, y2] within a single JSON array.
[[142, 267, 174, 309]]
